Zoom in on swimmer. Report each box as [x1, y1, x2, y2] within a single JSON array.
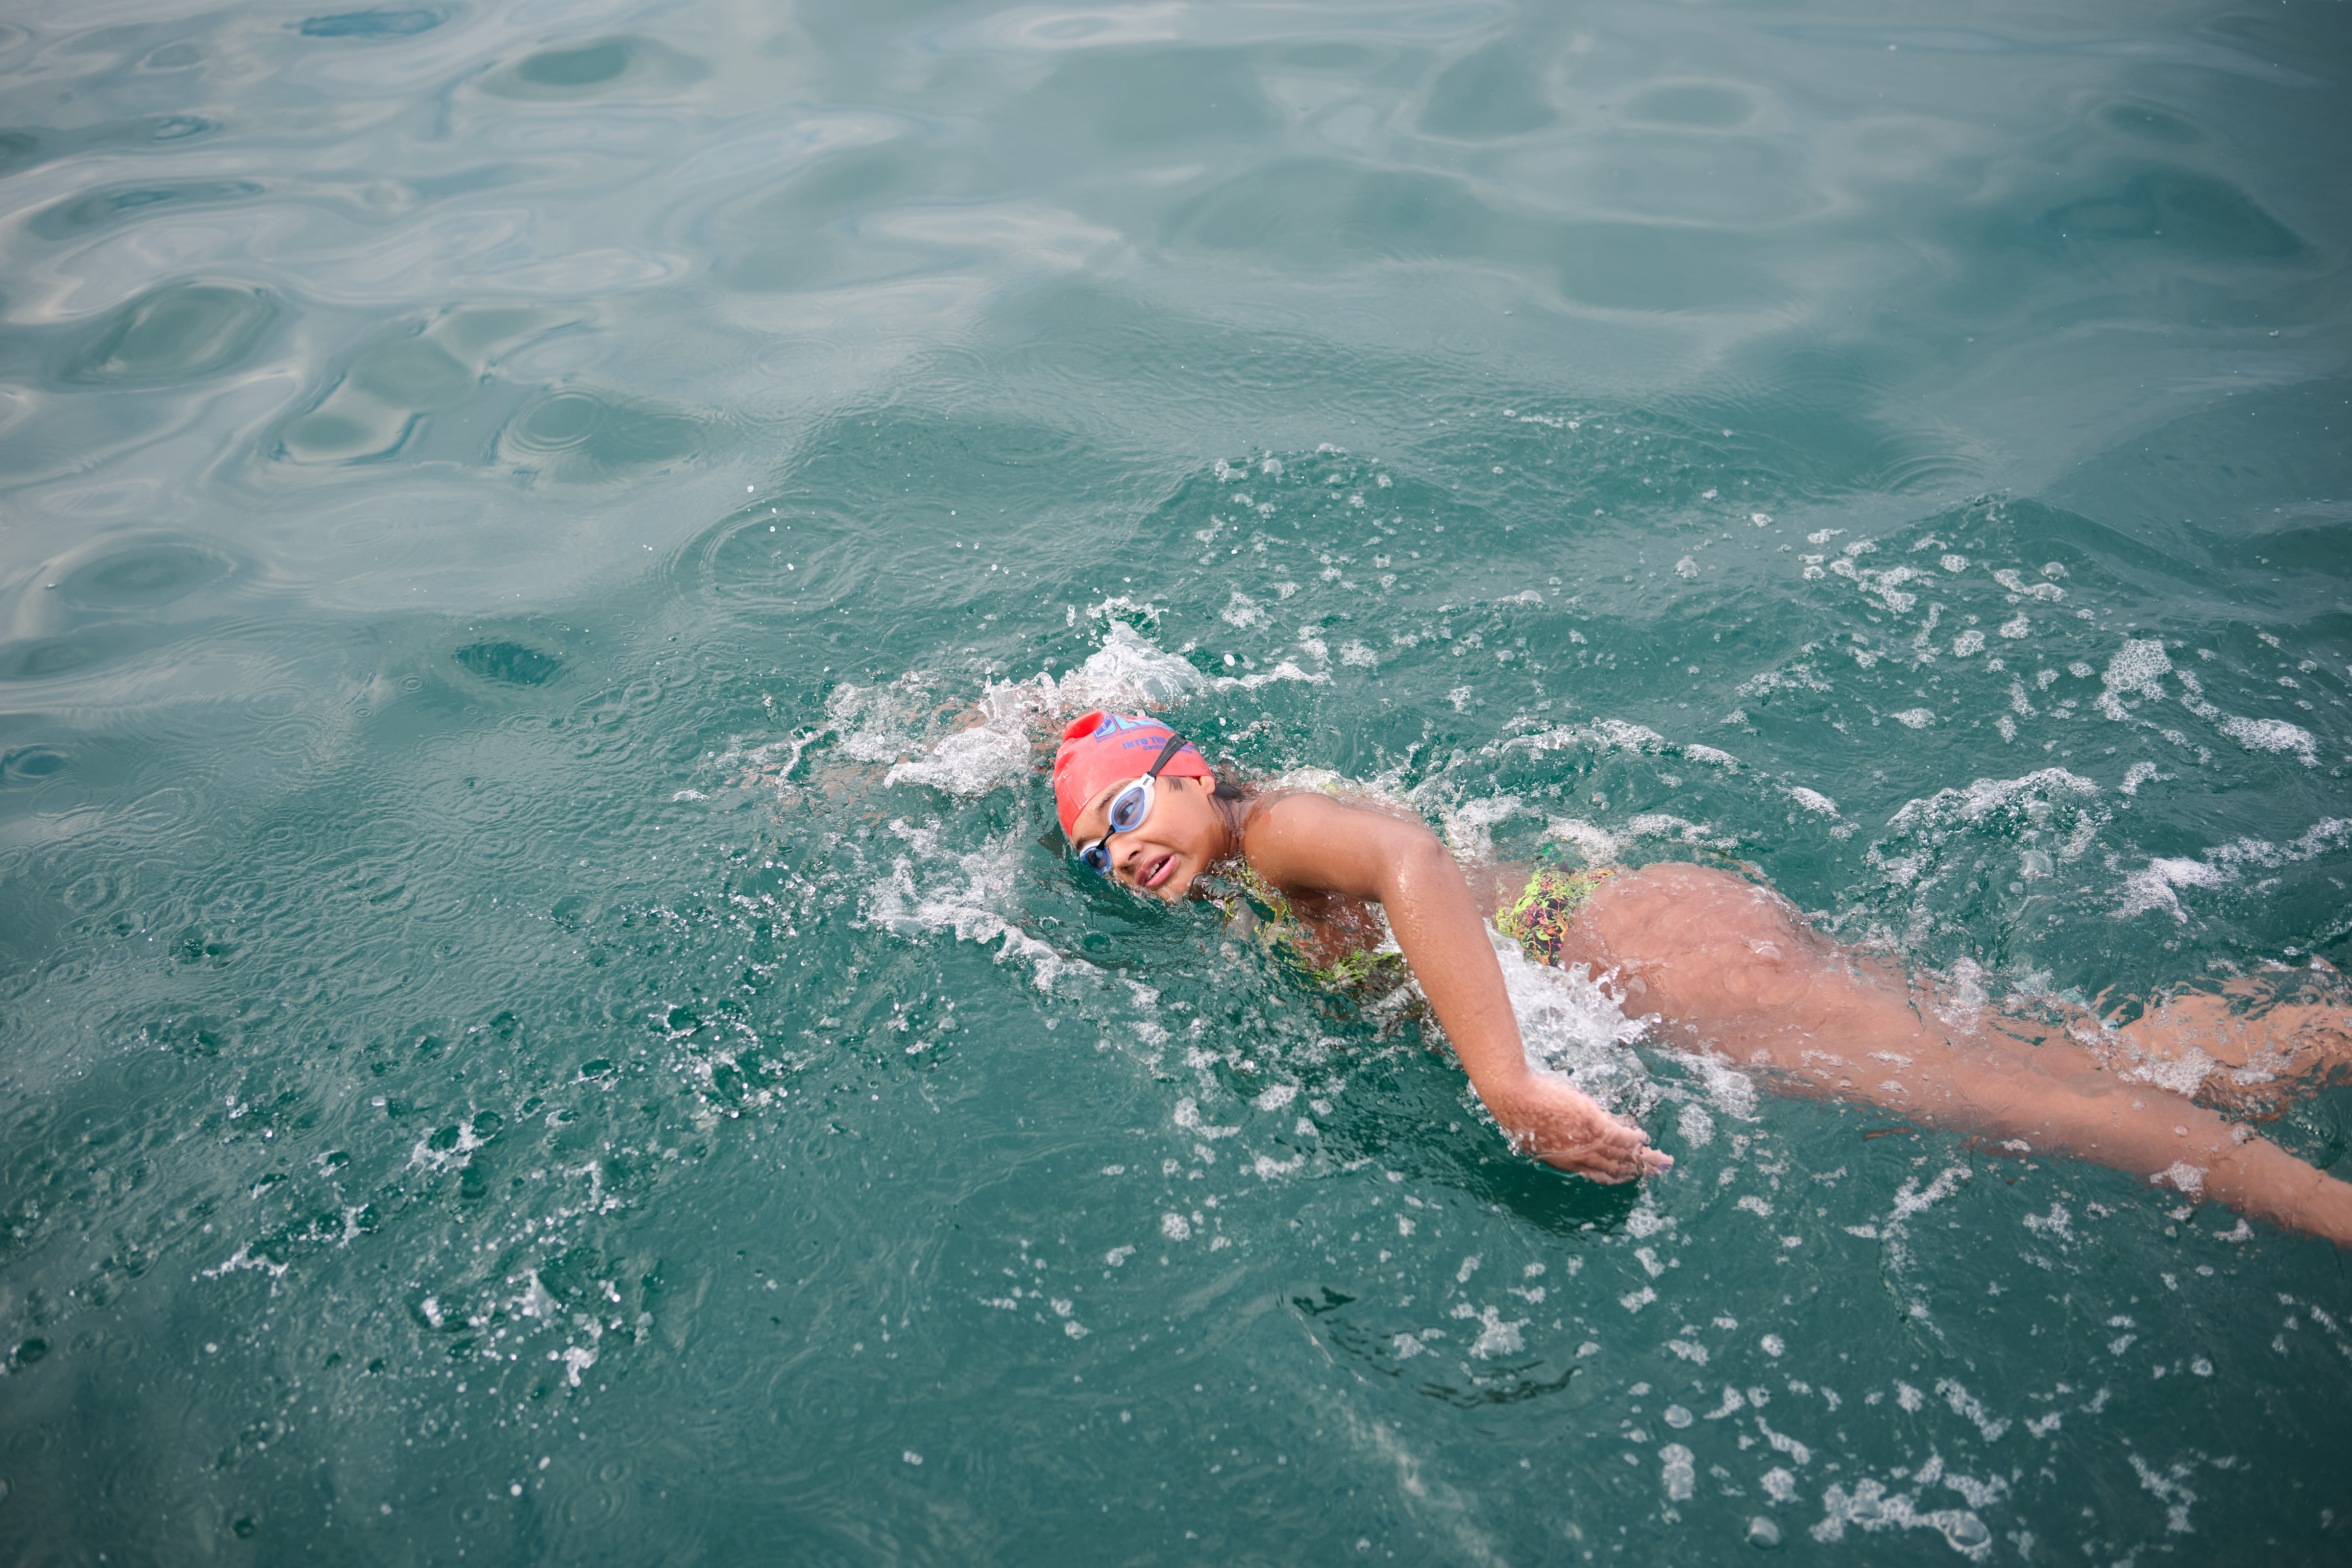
[[1053, 710, 2352, 1248]]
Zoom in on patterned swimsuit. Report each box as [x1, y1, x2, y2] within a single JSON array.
[[1495, 863, 1619, 966]]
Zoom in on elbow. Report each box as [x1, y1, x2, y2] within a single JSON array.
[[1388, 830, 1464, 897]]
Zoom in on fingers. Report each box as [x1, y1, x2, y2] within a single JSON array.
[[1542, 1117, 1672, 1182]]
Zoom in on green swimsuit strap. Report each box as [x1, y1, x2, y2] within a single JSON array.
[[1217, 858, 1406, 991]]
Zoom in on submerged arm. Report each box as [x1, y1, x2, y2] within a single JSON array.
[[1240, 794, 1670, 1182]]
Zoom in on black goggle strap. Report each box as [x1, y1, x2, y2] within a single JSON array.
[[1141, 731, 1190, 780]]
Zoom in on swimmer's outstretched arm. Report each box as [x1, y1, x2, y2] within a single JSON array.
[[1240, 793, 1672, 1184]]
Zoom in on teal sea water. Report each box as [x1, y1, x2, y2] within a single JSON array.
[[3, 0, 2350, 1560]]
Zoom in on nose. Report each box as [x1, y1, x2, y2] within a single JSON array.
[[1112, 837, 1151, 883]]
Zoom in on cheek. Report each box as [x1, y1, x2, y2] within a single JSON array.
[[1164, 786, 1218, 843]]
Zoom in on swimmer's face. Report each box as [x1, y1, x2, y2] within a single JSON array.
[[1068, 772, 1226, 903]]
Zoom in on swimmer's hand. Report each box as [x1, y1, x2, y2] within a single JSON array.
[[1493, 1076, 1672, 1184]]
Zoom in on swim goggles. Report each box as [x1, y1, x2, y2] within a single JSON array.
[[1074, 732, 1191, 875]]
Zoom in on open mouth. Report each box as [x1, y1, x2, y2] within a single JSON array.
[[1141, 854, 1176, 890]]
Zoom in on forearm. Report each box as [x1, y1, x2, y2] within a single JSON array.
[[1378, 839, 1536, 1101]]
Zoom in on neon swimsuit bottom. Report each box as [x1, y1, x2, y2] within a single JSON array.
[[1495, 863, 1618, 965]]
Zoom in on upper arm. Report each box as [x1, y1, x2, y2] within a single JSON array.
[[1240, 793, 1450, 903]]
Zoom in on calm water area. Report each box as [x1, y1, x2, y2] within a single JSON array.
[[2, 0, 2350, 1562]]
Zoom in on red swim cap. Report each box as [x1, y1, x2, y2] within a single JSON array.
[[1052, 710, 1212, 840]]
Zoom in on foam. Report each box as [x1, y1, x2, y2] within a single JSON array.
[[1623, 812, 1734, 851], [2129, 1454, 2200, 1535], [1683, 1050, 1760, 1121], [1875, 1166, 1974, 1328], [1810, 1479, 1995, 1559], [2219, 715, 2317, 765], [1736, 663, 1832, 700], [1220, 590, 1268, 629], [1503, 718, 1666, 758], [1782, 786, 1838, 817], [2175, 668, 2221, 719], [1993, 568, 2064, 601], [1660, 1443, 1696, 1501], [2098, 638, 2172, 721], [1542, 817, 1621, 864], [1827, 555, 1921, 613], [832, 679, 934, 765], [2115, 859, 2224, 923], [1467, 1305, 1528, 1358]]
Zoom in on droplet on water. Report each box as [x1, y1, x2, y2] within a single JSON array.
[[1939, 1513, 1989, 1551]]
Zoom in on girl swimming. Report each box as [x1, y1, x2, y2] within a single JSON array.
[[1053, 710, 2352, 1247]]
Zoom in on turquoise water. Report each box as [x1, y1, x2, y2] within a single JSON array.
[[3, 0, 2350, 1560]]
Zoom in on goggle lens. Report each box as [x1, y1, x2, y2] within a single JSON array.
[[1078, 780, 1151, 874], [1106, 781, 1151, 833]]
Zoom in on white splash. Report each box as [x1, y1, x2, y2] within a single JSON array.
[[2113, 817, 2351, 922], [1883, 768, 2102, 850], [1441, 795, 1525, 862], [882, 722, 1030, 797], [1492, 927, 1656, 1118], [873, 620, 1329, 800], [868, 821, 1095, 993], [2115, 858, 2229, 924]]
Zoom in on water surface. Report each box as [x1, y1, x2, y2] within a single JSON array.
[[2, 1, 2350, 1562]]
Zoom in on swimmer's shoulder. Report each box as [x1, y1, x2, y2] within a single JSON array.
[[1242, 769, 1426, 826], [1233, 773, 1439, 891]]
